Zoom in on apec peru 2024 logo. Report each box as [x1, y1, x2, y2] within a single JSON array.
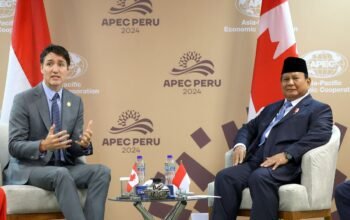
[[101, 0, 159, 34], [102, 110, 160, 153], [163, 51, 221, 95]]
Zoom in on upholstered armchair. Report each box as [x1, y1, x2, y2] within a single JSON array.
[[207, 125, 340, 220], [0, 123, 86, 220]]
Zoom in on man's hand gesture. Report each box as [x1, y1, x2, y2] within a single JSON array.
[[75, 120, 93, 148], [39, 124, 72, 152]]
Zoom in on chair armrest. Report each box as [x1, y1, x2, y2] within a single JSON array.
[[78, 156, 86, 163], [300, 125, 340, 209], [224, 149, 234, 168], [208, 149, 233, 207]]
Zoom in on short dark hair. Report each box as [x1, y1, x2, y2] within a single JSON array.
[[40, 44, 70, 67]]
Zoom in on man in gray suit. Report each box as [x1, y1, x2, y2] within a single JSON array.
[[4, 44, 111, 220]]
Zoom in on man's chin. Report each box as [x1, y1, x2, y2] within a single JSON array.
[[50, 80, 62, 85], [48, 82, 63, 90], [285, 94, 298, 100]]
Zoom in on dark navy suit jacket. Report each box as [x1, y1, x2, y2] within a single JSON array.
[[235, 94, 333, 182]]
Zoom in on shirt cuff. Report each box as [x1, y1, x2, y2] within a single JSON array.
[[81, 143, 93, 155], [233, 143, 246, 151], [39, 151, 47, 159]]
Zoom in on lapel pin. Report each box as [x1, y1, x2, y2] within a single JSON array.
[[293, 108, 299, 114], [67, 101, 71, 107]]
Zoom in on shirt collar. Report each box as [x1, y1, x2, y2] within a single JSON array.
[[285, 92, 309, 107], [42, 82, 63, 100]]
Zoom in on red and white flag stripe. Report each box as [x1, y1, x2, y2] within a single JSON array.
[[127, 163, 139, 192], [0, 187, 6, 220], [172, 162, 190, 193], [248, 0, 298, 120], [1, 0, 51, 123]]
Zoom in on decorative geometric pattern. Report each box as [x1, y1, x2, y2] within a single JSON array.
[[148, 201, 192, 220], [335, 122, 347, 148], [193, 199, 208, 213], [221, 121, 238, 149], [176, 152, 215, 191], [191, 127, 211, 149]]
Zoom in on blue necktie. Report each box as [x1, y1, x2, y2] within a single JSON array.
[[259, 101, 292, 146], [51, 93, 63, 164]]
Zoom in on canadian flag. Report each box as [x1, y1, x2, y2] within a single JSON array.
[[0, 0, 51, 123], [127, 163, 139, 192], [248, 0, 298, 120], [172, 162, 190, 193]]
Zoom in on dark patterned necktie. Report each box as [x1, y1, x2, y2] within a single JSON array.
[[51, 93, 62, 165], [259, 101, 292, 146]]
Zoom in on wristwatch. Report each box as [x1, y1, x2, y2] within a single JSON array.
[[284, 152, 293, 161]]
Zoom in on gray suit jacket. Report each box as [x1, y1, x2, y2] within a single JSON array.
[[4, 83, 92, 185]]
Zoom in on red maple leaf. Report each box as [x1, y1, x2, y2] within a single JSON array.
[[251, 29, 297, 112], [129, 173, 136, 181]]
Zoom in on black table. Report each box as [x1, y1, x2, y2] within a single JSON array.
[[109, 194, 209, 220]]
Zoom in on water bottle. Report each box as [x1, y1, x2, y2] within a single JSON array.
[[136, 155, 145, 185], [164, 154, 176, 185]]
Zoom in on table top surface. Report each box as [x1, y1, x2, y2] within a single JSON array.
[[109, 194, 213, 203]]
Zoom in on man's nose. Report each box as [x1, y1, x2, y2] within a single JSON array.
[[52, 64, 59, 72], [286, 78, 294, 84]]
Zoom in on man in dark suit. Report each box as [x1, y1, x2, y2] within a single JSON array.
[[335, 180, 350, 219], [212, 57, 333, 220], [3, 44, 111, 220]]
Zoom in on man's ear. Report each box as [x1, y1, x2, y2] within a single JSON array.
[[306, 77, 311, 85]]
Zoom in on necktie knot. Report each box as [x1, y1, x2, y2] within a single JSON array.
[[277, 101, 292, 116], [52, 93, 59, 101], [284, 101, 292, 108]]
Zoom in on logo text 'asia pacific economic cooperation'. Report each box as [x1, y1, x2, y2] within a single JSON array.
[[0, 0, 16, 33], [102, 110, 160, 153], [163, 51, 221, 95], [304, 50, 350, 94], [224, 0, 261, 33], [101, 0, 159, 34], [63, 52, 100, 95]]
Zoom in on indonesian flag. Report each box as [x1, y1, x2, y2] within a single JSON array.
[[127, 163, 139, 192], [172, 162, 190, 193], [0, 0, 51, 123], [248, 0, 298, 120], [0, 188, 6, 220]]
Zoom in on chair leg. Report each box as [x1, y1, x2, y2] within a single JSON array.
[[7, 212, 64, 220], [324, 215, 332, 220], [279, 211, 299, 220], [208, 207, 212, 220]]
